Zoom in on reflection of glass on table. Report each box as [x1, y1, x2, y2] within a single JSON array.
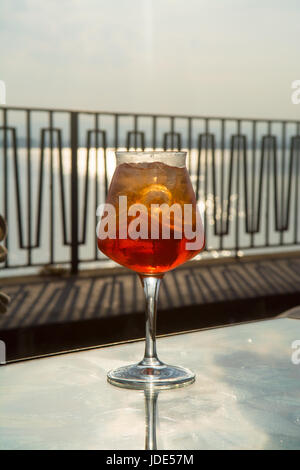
[[144, 388, 159, 450]]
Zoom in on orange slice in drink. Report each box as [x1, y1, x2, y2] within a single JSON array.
[[139, 184, 172, 206]]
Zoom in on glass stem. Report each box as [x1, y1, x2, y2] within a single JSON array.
[[139, 276, 163, 367]]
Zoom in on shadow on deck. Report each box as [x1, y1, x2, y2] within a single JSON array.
[[1, 253, 300, 361]]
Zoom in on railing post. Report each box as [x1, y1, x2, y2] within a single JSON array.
[[70, 112, 79, 274]]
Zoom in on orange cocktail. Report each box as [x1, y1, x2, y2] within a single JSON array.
[[98, 161, 204, 274]]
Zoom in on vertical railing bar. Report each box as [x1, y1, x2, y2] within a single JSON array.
[[294, 125, 300, 243], [49, 111, 54, 264], [95, 113, 99, 259], [171, 116, 174, 149], [285, 135, 294, 234], [152, 116, 156, 150], [36, 128, 45, 246], [195, 134, 201, 201], [204, 119, 208, 249], [242, 134, 249, 235], [266, 136, 270, 247], [280, 122, 286, 243], [273, 134, 279, 234], [285, 130, 294, 234], [178, 130, 181, 151], [226, 135, 234, 235], [188, 117, 192, 171], [103, 122, 108, 194], [2, 109, 8, 266], [251, 121, 256, 246], [220, 119, 225, 250], [134, 115, 137, 149], [235, 120, 240, 256], [295, 142, 299, 244], [295, 123, 300, 243], [26, 110, 32, 265], [266, 122, 271, 247], [115, 114, 119, 151], [12, 127, 24, 250], [57, 128, 67, 245], [211, 133, 218, 237], [257, 134, 265, 234], [81, 128, 90, 245], [71, 112, 79, 274]]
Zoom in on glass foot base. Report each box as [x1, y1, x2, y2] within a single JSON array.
[[107, 362, 195, 390]]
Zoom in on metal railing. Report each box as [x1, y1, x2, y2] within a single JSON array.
[[1, 106, 300, 274]]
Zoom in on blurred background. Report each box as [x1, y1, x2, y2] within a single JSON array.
[[1, 0, 300, 118]]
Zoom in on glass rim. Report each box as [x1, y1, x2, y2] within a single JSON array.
[[115, 151, 187, 167], [115, 151, 187, 157]]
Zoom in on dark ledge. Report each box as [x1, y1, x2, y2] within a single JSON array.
[[1, 254, 300, 361], [2, 291, 300, 362]]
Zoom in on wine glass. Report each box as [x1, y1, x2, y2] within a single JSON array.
[[97, 151, 204, 389]]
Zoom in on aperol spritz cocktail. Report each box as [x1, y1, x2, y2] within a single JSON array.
[[97, 152, 205, 389]]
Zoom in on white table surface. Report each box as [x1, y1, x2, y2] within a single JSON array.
[[1, 318, 300, 450]]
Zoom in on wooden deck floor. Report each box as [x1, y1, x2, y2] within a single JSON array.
[[1, 254, 300, 331]]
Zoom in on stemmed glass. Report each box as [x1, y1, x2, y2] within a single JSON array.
[[97, 151, 204, 389]]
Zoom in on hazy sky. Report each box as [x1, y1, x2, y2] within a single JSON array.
[[1, 0, 300, 119]]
